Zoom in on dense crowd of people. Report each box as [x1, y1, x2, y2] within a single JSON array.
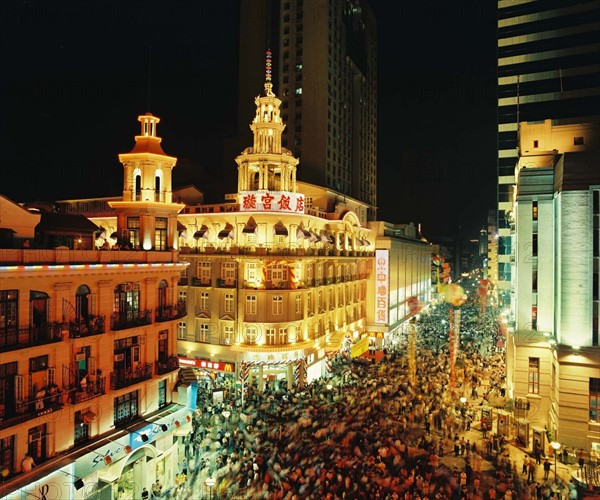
[[170, 301, 575, 499]]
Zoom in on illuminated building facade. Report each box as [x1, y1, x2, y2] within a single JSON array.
[[496, 0, 600, 308], [0, 117, 191, 499], [175, 74, 375, 388], [507, 118, 600, 457], [365, 222, 436, 348], [226, 0, 378, 219]]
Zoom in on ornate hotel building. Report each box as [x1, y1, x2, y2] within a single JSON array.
[[87, 72, 433, 392], [0, 115, 192, 499]]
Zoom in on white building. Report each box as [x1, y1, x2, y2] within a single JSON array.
[[508, 118, 600, 459]]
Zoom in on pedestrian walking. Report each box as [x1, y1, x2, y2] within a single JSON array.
[[543, 458, 551, 479], [527, 458, 536, 482]]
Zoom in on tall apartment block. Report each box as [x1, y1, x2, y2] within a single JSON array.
[[225, 0, 378, 220], [496, 0, 600, 307]]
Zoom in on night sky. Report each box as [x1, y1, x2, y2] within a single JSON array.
[[2, 0, 497, 242]]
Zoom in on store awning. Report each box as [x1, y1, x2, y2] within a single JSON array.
[[218, 227, 234, 239], [364, 240, 371, 246], [193, 225, 208, 239], [177, 221, 186, 234], [110, 232, 118, 239], [320, 234, 329, 243], [243, 218, 257, 234], [274, 223, 288, 236], [296, 227, 311, 239], [82, 411, 97, 423], [328, 234, 336, 244]]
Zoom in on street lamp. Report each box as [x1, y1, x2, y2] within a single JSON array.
[[205, 476, 216, 500], [550, 441, 561, 481]]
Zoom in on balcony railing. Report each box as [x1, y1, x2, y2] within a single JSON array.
[[67, 315, 106, 338], [155, 301, 187, 322], [67, 377, 106, 404], [0, 324, 63, 353], [216, 278, 237, 288], [110, 309, 152, 331], [191, 277, 211, 287], [0, 390, 63, 431], [110, 363, 153, 390], [155, 355, 180, 375]]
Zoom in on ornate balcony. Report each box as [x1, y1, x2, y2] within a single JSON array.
[[67, 315, 106, 338], [191, 277, 211, 287], [110, 363, 153, 390], [110, 309, 152, 331], [0, 324, 63, 353], [155, 301, 186, 322], [67, 377, 106, 404], [155, 355, 180, 375]]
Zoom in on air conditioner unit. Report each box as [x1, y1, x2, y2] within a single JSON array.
[[114, 354, 124, 362], [75, 353, 86, 362]]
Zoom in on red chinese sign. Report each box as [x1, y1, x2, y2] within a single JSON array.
[[374, 250, 389, 324], [239, 190, 305, 214]]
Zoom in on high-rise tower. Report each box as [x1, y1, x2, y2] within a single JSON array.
[[226, 0, 377, 219], [496, 0, 600, 306]]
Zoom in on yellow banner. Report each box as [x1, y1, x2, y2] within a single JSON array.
[[350, 336, 370, 358]]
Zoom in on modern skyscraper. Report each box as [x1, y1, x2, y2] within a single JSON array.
[[225, 0, 378, 220], [496, 0, 600, 307]]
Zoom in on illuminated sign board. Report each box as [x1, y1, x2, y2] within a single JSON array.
[[350, 335, 369, 358], [374, 249, 389, 324], [239, 190, 305, 213], [178, 357, 235, 372]]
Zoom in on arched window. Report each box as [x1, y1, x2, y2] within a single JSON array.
[[154, 170, 163, 202], [76, 285, 91, 320], [134, 168, 142, 200], [113, 283, 140, 324], [30, 291, 49, 334], [158, 280, 168, 309]]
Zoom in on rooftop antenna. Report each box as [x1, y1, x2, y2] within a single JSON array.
[[147, 41, 152, 112]]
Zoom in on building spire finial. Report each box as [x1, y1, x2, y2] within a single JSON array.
[[264, 48, 274, 97]]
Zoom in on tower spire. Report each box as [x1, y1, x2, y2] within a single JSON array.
[[264, 48, 274, 97]]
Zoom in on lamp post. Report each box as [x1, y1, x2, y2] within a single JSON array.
[[326, 383, 333, 402], [550, 441, 561, 481], [205, 476, 216, 500]]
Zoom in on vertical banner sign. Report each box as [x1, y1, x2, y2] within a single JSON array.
[[374, 250, 389, 324], [449, 307, 455, 388]]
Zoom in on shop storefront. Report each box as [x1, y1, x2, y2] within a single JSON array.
[[67, 406, 193, 499], [178, 357, 236, 404]]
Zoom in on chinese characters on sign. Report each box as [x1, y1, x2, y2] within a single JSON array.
[[239, 190, 305, 213], [374, 250, 389, 324]]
